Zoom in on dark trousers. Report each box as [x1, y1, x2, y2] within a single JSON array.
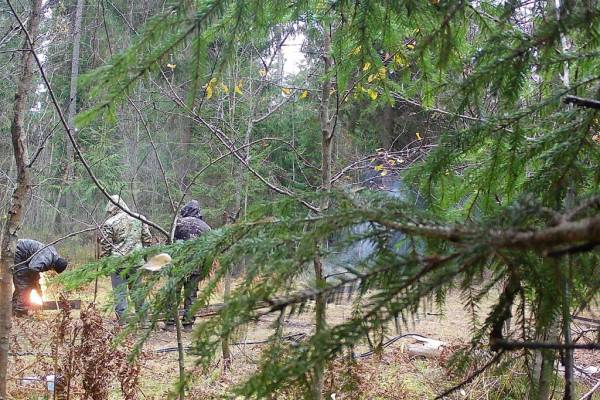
[[12, 272, 41, 316], [167, 273, 201, 326], [111, 268, 144, 321]]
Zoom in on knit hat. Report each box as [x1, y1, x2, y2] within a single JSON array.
[[54, 257, 68, 273]]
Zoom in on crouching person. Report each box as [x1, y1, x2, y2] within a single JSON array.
[[100, 195, 152, 324], [12, 239, 68, 317]]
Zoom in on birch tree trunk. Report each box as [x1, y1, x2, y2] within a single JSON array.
[[0, 0, 42, 397]]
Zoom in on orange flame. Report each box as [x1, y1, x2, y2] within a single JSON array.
[[29, 289, 43, 306]]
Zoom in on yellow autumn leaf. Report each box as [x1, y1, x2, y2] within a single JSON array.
[[166, 63, 176, 70], [367, 74, 377, 83], [259, 68, 267, 77], [378, 66, 387, 79], [209, 77, 217, 84], [205, 85, 213, 99], [300, 90, 308, 99], [221, 83, 229, 93], [388, 159, 396, 166], [394, 53, 406, 67], [282, 87, 292, 96], [380, 170, 388, 177], [367, 88, 378, 100], [374, 164, 384, 171], [234, 81, 243, 95], [362, 62, 371, 71], [406, 43, 415, 50], [416, 132, 423, 141], [349, 45, 361, 56]]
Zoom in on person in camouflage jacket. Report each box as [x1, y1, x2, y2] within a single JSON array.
[[165, 200, 211, 331], [12, 239, 68, 316], [100, 195, 152, 322]]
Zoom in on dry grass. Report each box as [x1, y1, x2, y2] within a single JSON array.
[[7, 277, 600, 399]]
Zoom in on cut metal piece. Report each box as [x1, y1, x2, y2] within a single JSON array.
[[37, 300, 82, 310]]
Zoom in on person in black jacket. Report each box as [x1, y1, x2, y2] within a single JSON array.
[[12, 239, 68, 317], [165, 200, 211, 331], [174, 200, 211, 240]]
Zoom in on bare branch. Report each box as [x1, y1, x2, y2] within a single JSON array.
[[155, 69, 321, 213], [252, 92, 296, 124], [579, 379, 600, 400], [7, 2, 170, 238], [127, 97, 177, 213], [434, 351, 505, 400]]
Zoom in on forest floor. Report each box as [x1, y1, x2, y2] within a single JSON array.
[[7, 277, 600, 399]]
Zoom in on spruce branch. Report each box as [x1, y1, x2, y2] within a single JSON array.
[[367, 213, 600, 253]]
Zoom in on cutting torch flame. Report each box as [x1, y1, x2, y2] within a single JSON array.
[[29, 289, 43, 306]]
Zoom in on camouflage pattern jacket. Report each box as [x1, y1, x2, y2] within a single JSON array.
[[174, 200, 211, 241], [100, 211, 152, 258]]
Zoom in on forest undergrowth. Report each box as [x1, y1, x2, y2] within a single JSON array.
[[7, 278, 599, 400]]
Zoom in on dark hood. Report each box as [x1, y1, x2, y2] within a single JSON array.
[[180, 200, 202, 219]]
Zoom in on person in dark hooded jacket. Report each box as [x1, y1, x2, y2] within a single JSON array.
[[174, 200, 211, 240], [12, 239, 68, 317], [165, 200, 211, 331]]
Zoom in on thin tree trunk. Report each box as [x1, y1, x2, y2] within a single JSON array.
[[530, 3, 572, 398], [381, 104, 394, 149], [221, 212, 232, 370], [178, 118, 194, 190], [221, 64, 256, 370], [312, 27, 333, 400], [561, 260, 574, 400], [537, 345, 557, 400], [554, 1, 574, 397], [0, 1, 42, 397], [54, 0, 84, 228], [530, 305, 560, 400], [173, 301, 185, 400], [221, 270, 232, 370], [312, 253, 326, 400], [67, 0, 84, 155]]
